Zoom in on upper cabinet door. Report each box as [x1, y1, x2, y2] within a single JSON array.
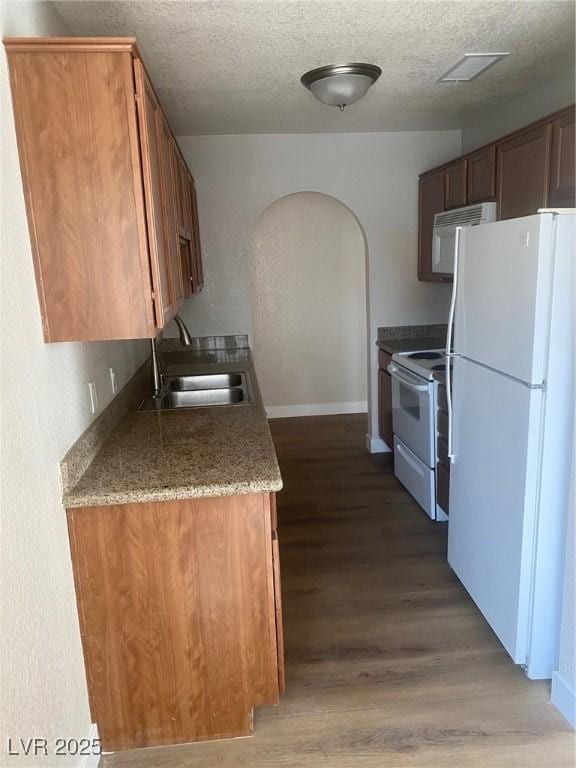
[[548, 109, 575, 208], [134, 59, 175, 328], [444, 159, 467, 209], [467, 145, 496, 203], [497, 123, 552, 220], [5, 43, 155, 341], [190, 177, 204, 291], [156, 114, 184, 306], [418, 169, 446, 281]]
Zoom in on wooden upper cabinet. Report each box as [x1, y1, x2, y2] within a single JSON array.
[[180, 158, 194, 238], [497, 123, 552, 220], [156, 114, 184, 306], [173, 151, 192, 240], [548, 109, 575, 207], [467, 145, 496, 203], [5, 40, 155, 341], [4, 37, 203, 342], [444, 159, 467, 209], [133, 60, 176, 327], [418, 169, 446, 281], [190, 177, 204, 292]]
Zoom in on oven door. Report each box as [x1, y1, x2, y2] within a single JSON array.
[[388, 363, 435, 467]]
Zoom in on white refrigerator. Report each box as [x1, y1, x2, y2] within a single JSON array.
[[446, 210, 575, 680]]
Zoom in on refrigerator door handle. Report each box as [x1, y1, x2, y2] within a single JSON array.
[[447, 355, 456, 462], [445, 226, 462, 357], [446, 227, 462, 463]]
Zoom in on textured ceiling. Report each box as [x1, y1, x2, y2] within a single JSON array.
[[49, 0, 575, 135]]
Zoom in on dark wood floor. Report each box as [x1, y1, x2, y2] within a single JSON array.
[[103, 414, 573, 768]]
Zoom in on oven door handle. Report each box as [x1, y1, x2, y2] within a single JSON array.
[[387, 364, 430, 392]]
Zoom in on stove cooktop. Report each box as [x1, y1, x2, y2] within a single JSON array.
[[391, 348, 449, 380]]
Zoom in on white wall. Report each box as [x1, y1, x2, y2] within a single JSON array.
[[0, 3, 149, 764], [460, 64, 575, 153], [177, 131, 459, 440], [248, 192, 367, 416]]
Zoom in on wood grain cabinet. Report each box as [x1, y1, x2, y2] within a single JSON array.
[[497, 123, 552, 220], [378, 350, 394, 449], [549, 110, 576, 207], [467, 145, 496, 203], [444, 159, 467, 209], [172, 150, 204, 296], [418, 105, 574, 282], [418, 169, 446, 281], [67, 492, 284, 752], [4, 37, 203, 342]]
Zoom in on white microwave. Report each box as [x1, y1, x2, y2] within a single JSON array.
[[432, 202, 497, 273]]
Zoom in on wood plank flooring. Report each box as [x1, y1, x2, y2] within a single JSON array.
[[101, 414, 574, 768]]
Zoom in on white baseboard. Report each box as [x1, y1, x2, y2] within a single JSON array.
[[551, 671, 576, 728], [78, 723, 102, 768], [366, 434, 392, 453], [266, 401, 367, 419]]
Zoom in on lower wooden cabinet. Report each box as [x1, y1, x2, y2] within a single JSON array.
[[436, 461, 450, 515], [436, 383, 450, 515], [378, 350, 394, 448], [67, 492, 283, 752]]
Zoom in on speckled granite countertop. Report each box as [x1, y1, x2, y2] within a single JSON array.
[[63, 345, 283, 508], [377, 336, 447, 355], [376, 324, 447, 355]]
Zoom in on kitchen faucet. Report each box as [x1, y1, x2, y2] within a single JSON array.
[[151, 314, 193, 398]]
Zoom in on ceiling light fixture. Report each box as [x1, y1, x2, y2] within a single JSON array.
[[301, 63, 382, 111], [438, 53, 510, 82]]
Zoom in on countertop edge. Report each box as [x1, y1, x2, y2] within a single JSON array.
[[64, 477, 284, 510]]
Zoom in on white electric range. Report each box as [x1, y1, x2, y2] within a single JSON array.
[[387, 349, 449, 521]]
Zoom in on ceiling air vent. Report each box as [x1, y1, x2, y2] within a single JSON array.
[[438, 53, 510, 82]]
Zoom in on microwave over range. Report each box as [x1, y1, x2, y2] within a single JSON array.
[[432, 202, 496, 274]]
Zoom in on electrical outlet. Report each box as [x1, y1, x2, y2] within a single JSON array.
[[109, 367, 118, 395], [88, 380, 99, 414]]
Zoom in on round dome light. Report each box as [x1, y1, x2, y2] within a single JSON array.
[[301, 63, 382, 110]]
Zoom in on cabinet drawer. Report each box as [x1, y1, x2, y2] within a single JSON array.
[[436, 462, 450, 515], [437, 409, 449, 440], [378, 349, 392, 370]]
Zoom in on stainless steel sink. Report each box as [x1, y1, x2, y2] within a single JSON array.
[[138, 370, 252, 411], [163, 388, 245, 408], [169, 373, 243, 391]]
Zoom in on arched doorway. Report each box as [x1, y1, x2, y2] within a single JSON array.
[[247, 192, 368, 417]]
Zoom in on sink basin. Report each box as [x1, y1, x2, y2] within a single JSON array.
[[169, 373, 243, 391], [138, 370, 252, 411], [162, 388, 245, 408]]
